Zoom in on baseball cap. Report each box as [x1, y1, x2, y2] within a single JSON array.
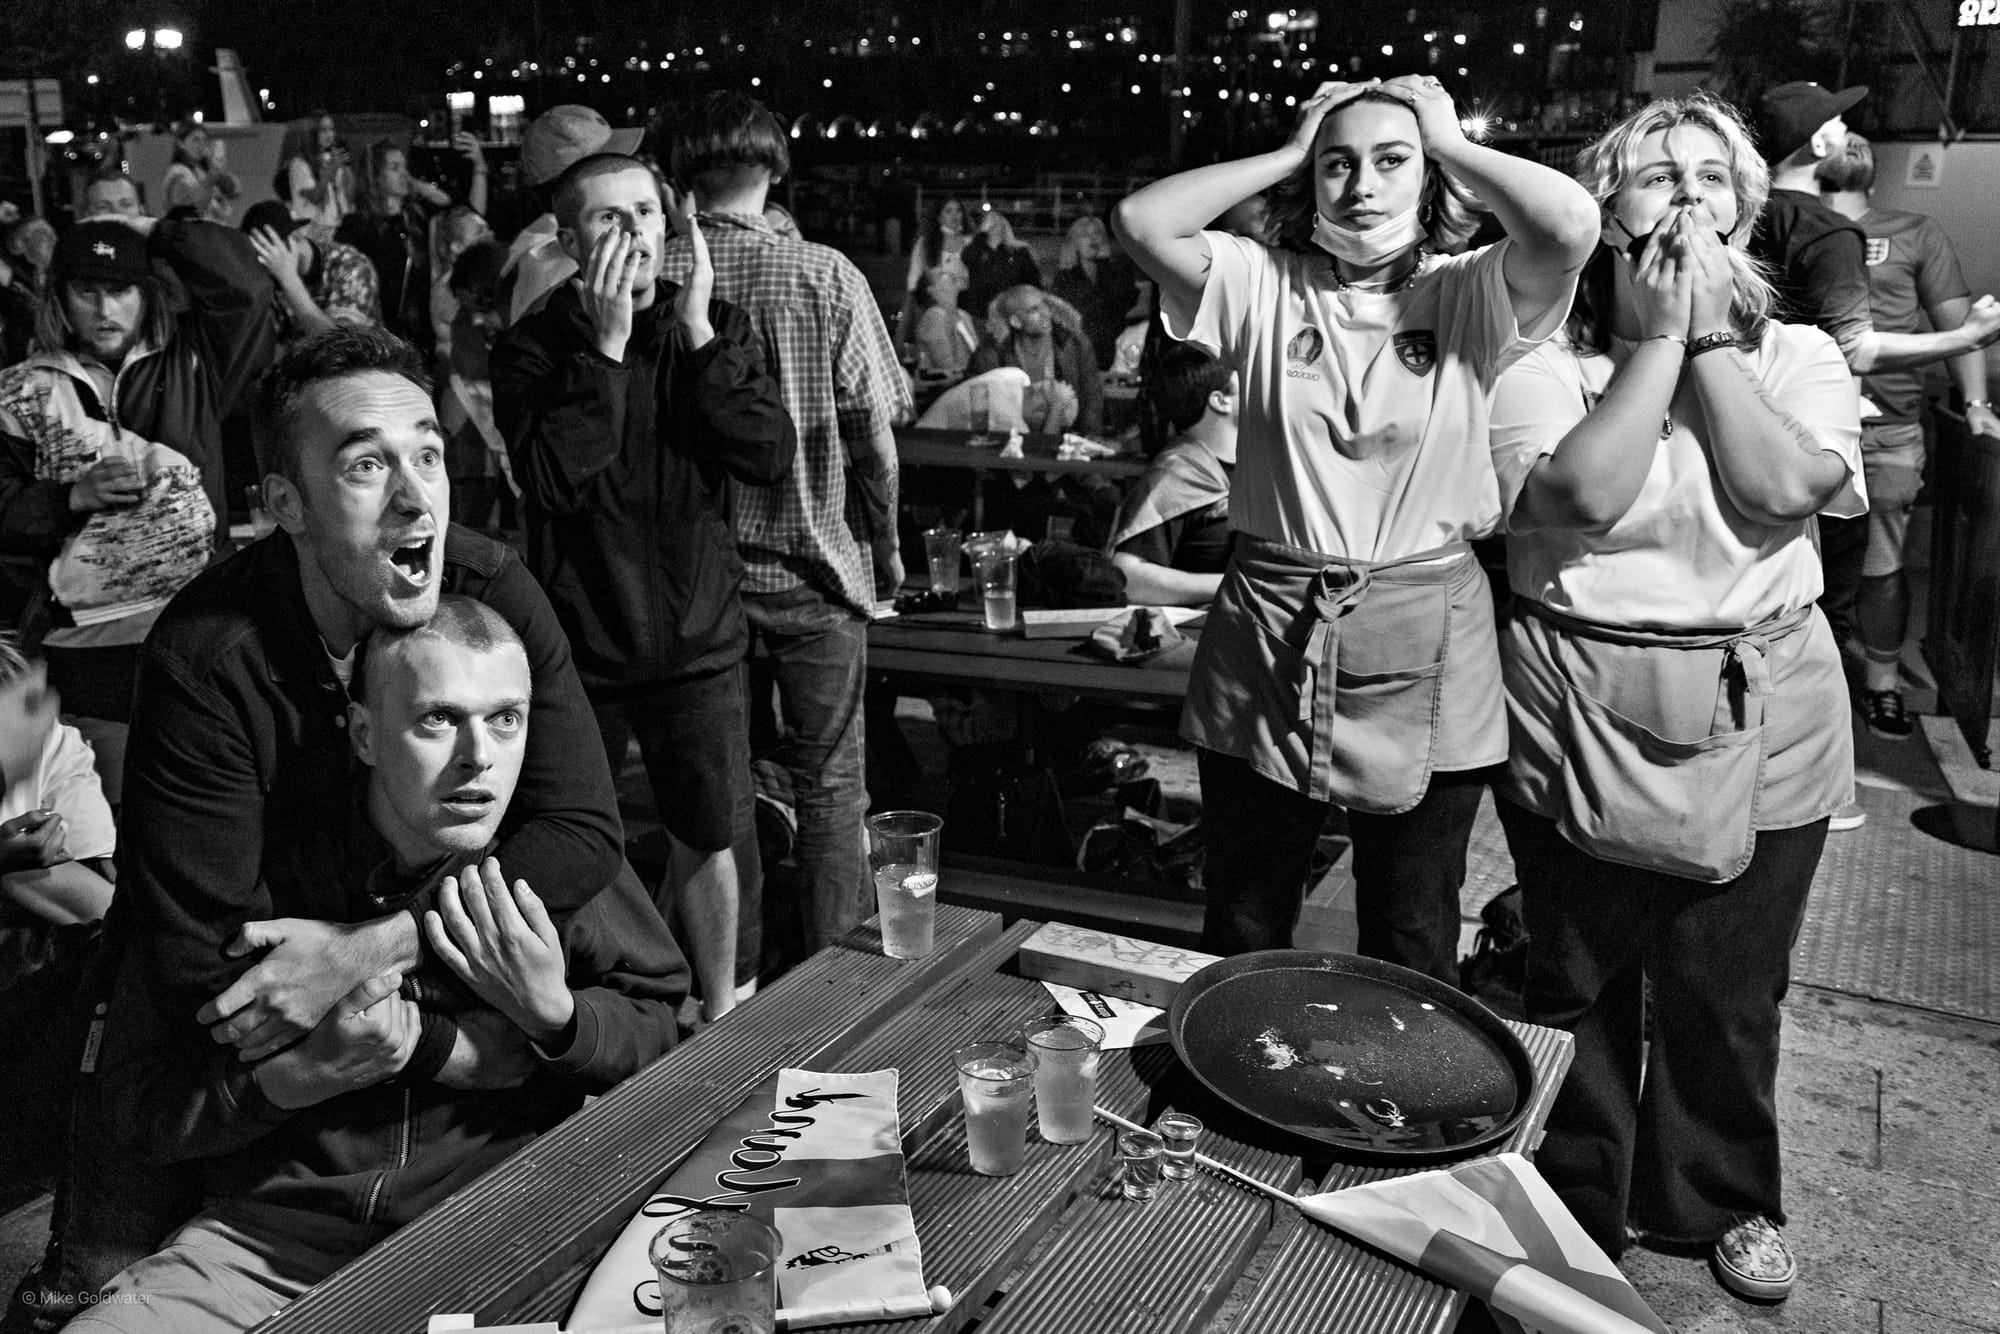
[[520, 105, 645, 187], [1757, 82, 1868, 162], [240, 200, 309, 239], [52, 220, 150, 286]]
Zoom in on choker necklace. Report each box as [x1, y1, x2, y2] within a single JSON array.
[[1332, 248, 1430, 294]]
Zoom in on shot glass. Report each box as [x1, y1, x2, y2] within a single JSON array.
[[922, 525, 962, 602], [1117, 1129, 1165, 1202], [967, 380, 991, 435], [955, 1040, 1038, 1176], [1155, 1111, 1204, 1181], [649, 1209, 782, 1334], [865, 811, 943, 959], [1022, 1015, 1104, 1145]]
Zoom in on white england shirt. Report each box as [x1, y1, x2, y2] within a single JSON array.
[[1165, 231, 1538, 561]]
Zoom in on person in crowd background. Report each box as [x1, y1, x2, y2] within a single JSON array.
[[494, 151, 795, 1024], [1489, 91, 1863, 1303], [664, 90, 912, 975], [1747, 82, 2000, 828], [429, 203, 494, 359], [161, 121, 238, 224], [278, 111, 355, 241], [241, 199, 381, 345], [1815, 131, 2000, 739], [896, 195, 971, 349], [72, 598, 685, 1334], [0, 215, 273, 727], [439, 239, 512, 532], [339, 134, 487, 353], [1052, 213, 1140, 370], [80, 171, 147, 220], [967, 283, 1102, 433], [0, 218, 54, 367], [1108, 342, 1238, 606], [500, 106, 644, 327], [0, 638, 114, 931], [1114, 74, 1598, 977], [913, 255, 977, 379], [960, 207, 1043, 327]]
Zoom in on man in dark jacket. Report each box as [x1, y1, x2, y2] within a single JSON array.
[[492, 153, 794, 1025], [71, 596, 686, 1334], [6, 328, 627, 1329]]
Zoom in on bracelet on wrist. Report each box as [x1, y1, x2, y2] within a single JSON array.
[[1642, 333, 1687, 346], [1685, 331, 1737, 359], [1963, 398, 1992, 411]]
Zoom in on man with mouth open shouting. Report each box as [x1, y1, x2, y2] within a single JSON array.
[[70, 597, 685, 1334], [13, 327, 628, 1320]]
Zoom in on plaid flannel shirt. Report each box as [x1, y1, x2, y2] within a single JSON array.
[[663, 212, 912, 615]]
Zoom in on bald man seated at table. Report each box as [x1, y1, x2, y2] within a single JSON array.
[[75, 597, 687, 1334], [1106, 342, 1238, 606]]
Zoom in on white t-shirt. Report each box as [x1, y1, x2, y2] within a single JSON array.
[[1166, 232, 1536, 560], [1, 723, 117, 863], [1491, 322, 1866, 626]]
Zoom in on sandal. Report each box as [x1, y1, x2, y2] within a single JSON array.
[[1712, 1215, 1795, 1302]]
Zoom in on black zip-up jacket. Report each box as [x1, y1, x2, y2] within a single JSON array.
[[492, 281, 796, 692], [99, 822, 687, 1230], [111, 526, 624, 1023]]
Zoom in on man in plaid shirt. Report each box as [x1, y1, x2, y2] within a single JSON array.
[[664, 92, 912, 969]]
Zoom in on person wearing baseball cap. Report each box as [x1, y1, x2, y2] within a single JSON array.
[[1748, 82, 2000, 832], [501, 105, 647, 325], [0, 213, 273, 728], [241, 197, 381, 343]]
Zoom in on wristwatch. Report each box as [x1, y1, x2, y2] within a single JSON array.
[[1685, 331, 1737, 358]]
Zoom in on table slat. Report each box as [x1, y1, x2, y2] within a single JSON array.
[[974, 1125, 1300, 1334]]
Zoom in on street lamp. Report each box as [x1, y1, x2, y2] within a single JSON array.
[[127, 28, 186, 52]]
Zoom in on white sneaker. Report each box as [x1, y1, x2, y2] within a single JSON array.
[[1712, 1215, 1796, 1301], [1828, 801, 1867, 832]]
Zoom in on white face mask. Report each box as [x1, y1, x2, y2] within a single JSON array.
[[1312, 204, 1425, 266]]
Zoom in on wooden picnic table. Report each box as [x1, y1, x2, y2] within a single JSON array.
[[868, 606, 1195, 703], [252, 906, 1571, 1334]]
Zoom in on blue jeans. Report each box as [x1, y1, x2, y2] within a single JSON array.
[[1497, 799, 1824, 1253], [741, 585, 870, 955]]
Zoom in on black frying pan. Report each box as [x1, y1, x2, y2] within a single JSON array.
[[1168, 950, 1536, 1163]]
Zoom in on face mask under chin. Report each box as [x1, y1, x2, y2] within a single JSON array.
[[1312, 205, 1426, 267]]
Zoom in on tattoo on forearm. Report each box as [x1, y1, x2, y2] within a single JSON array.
[[1723, 353, 1825, 456]]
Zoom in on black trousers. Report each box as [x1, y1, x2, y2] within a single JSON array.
[[1496, 799, 1825, 1254], [1196, 748, 1492, 985], [1815, 512, 1868, 654]]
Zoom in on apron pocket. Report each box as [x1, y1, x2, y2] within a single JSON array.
[[1556, 681, 1764, 883], [1329, 657, 1447, 810]]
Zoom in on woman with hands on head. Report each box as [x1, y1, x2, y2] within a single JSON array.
[[1486, 94, 1863, 1302], [1112, 74, 1598, 977]]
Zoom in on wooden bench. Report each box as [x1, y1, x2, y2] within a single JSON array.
[[940, 853, 1204, 946]]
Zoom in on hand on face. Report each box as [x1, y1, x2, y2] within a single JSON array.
[[1676, 210, 1736, 334], [577, 225, 639, 358], [1627, 207, 1695, 341], [664, 184, 715, 347]]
